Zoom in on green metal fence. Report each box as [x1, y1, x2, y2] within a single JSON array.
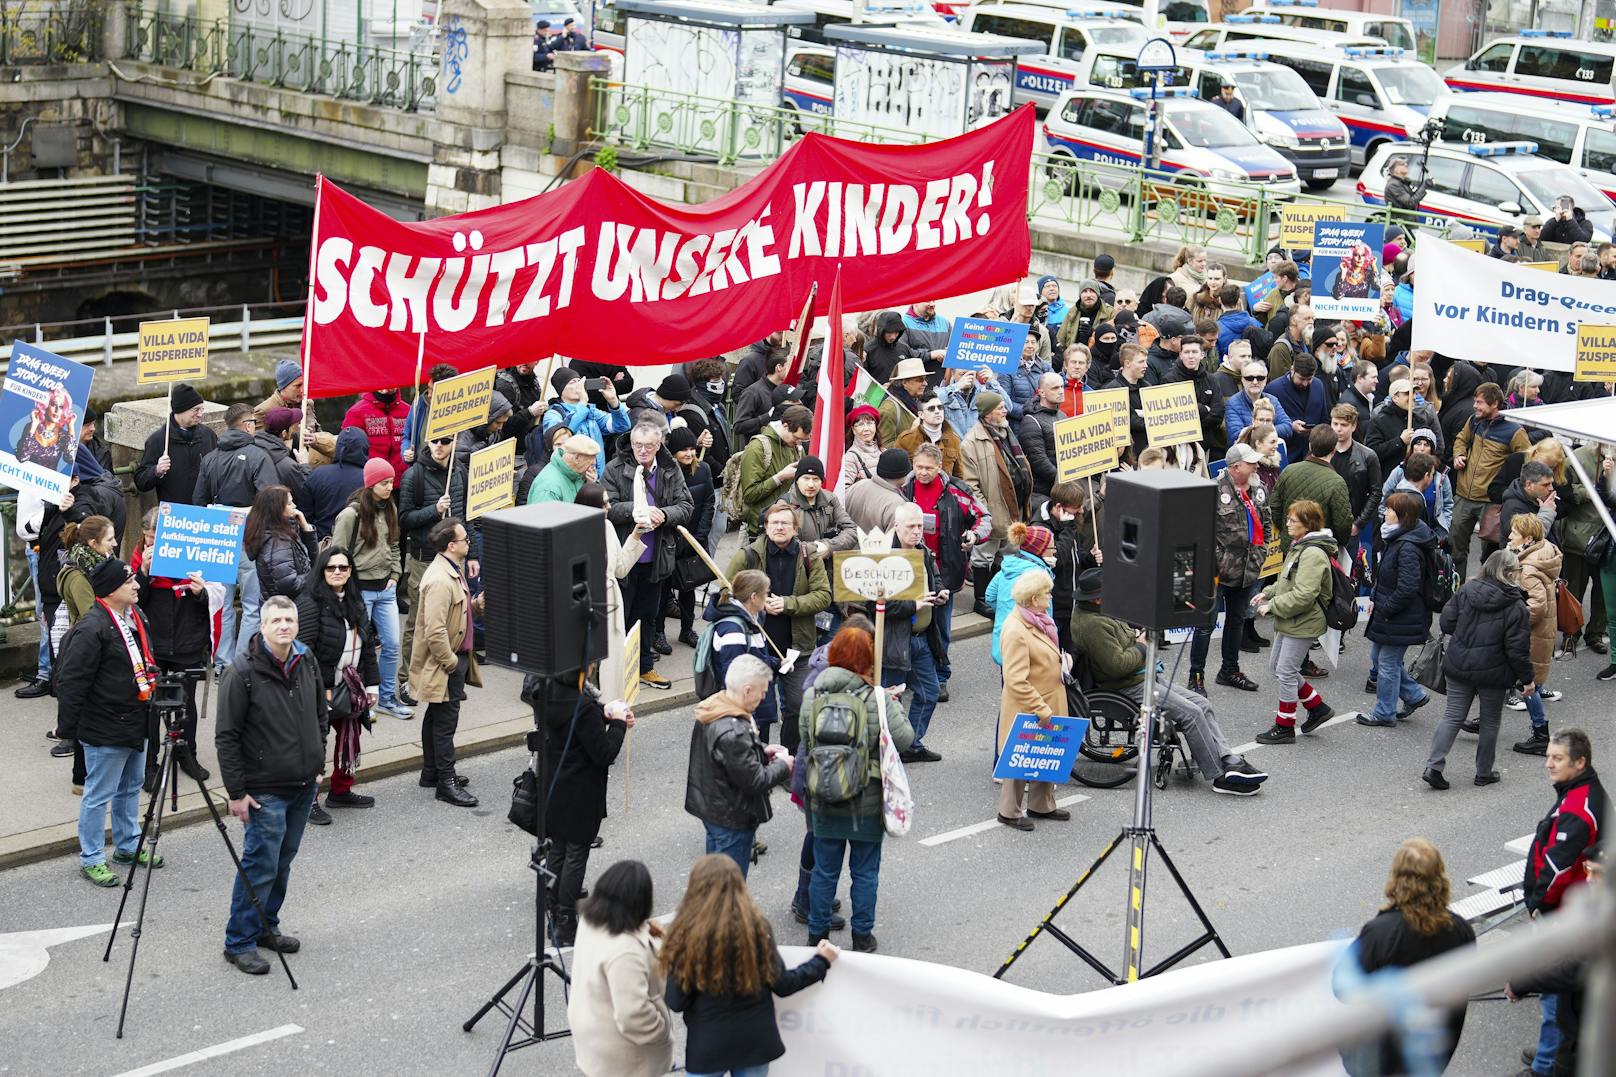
[[594, 79, 1455, 267], [0, 2, 101, 64], [125, 7, 437, 112]]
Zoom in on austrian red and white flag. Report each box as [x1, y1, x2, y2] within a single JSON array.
[[815, 268, 847, 494]]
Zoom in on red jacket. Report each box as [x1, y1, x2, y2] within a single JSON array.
[[341, 393, 410, 482], [1525, 767, 1605, 913]]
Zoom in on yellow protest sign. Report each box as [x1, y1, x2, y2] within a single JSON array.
[[1084, 386, 1131, 449], [1575, 323, 1616, 382], [1522, 261, 1560, 272], [1054, 412, 1117, 483], [1279, 204, 1333, 251], [1138, 382, 1202, 449], [1260, 530, 1282, 578], [425, 366, 496, 441], [466, 439, 516, 519], [621, 623, 641, 705], [137, 317, 210, 384], [1451, 238, 1486, 253]]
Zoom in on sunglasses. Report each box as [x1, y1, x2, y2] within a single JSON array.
[[1243, 375, 1266, 382], [921, 404, 943, 412], [326, 563, 352, 572], [430, 437, 452, 446]]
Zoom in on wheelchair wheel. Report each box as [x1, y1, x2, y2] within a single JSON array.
[[1068, 689, 1141, 789]]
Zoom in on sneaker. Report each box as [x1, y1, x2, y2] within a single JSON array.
[[1254, 724, 1295, 745], [111, 847, 164, 868], [396, 683, 418, 707], [1505, 693, 1526, 711], [1212, 775, 1260, 796], [1187, 672, 1206, 695], [1421, 768, 1449, 791], [1356, 714, 1396, 728], [14, 678, 51, 699], [1215, 670, 1259, 692], [1513, 729, 1550, 756], [900, 747, 942, 763], [1539, 689, 1563, 703], [1223, 758, 1267, 782], [223, 948, 270, 975], [326, 791, 376, 808], [1300, 659, 1330, 679], [49, 740, 76, 758], [1300, 704, 1335, 733], [307, 803, 334, 826], [639, 670, 673, 690], [1397, 695, 1431, 721], [1598, 665, 1616, 682], [80, 863, 120, 887], [378, 703, 414, 720]]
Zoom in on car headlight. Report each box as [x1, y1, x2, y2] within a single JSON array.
[[1210, 168, 1243, 181], [1261, 130, 1300, 149]]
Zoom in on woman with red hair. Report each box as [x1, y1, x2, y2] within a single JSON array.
[[797, 621, 913, 953]]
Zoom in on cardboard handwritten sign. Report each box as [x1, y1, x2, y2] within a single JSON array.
[[1054, 412, 1116, 482], [992, 713, 1089, 782], [425, 365, 496, 441], [137, 317, 210, 384], [466, 439, 516, 519], [832, 549, 927, 602], [1575, 323, 1616, 383], [1138, 381, 1201, 448], [1084, 386, 1131, 449]]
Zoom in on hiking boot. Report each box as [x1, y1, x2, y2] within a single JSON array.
[[652, 633, 673, 657], [1300, 659, 1329, 679], [1254, 724, 1295, 745], [1187, 672, 1206, 695], [224, 949, 270, 975], [1215, 670, 1258, 692], [257, 933, 301, 953], [112, 847, 164, 868], [639, 670, 672, 690], [1513, 729, 1550, 756], [1300, 704, 1335, 733], [677, 629, 700, 648], [80, 863, 120, 888]]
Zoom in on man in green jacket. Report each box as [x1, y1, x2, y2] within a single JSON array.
[[526, 434, 598, 505], [738, 405, 811, 536], [1069, 568, 1266, 796], [1272, 425, 1353, 552]]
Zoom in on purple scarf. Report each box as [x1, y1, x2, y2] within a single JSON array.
[[1019, 605, 1059, 649]]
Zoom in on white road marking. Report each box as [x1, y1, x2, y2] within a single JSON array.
[[1233, 711, 1359, 756], [0, 923, 121, 992], [110, 1024, 304, 1077], [919, 793, 1090, 847]]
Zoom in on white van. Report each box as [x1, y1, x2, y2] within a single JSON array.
[[1074, 43, 1194, 93], [782, 44, 836, 117], [970, 0, 1210, 40], [1261, 44, 1450, 167], [1446, 31, 1616, 107], [770, 0, 950, 45], [957, 5, 1147, 110], [1180, 17, 1380, 53], [1241, 0, 1416, 53], [1433, 91, 1616, 204]]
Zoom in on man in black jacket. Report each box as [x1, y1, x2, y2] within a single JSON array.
[[1384, 156, 1427, 213], [494, 362, 545, 451], [134, 383, 217, 507], [197, 404, 281, 665], [397, 433, 469, 702], [216, 594, 328, 975], [604, 422, 694, 688], [1164, 337, 1226, 456], [60, 559, 158, 888], [1018, 371, 1064, 501], [1328, 404, 1383, 571]]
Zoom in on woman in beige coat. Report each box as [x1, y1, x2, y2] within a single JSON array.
[[567, 860, 674, 1077], [996, 572, 1072, 831], [1508, 514, 1564, 753], [576, 483, 646, 700]]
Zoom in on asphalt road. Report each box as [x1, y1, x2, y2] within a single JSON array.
[[0, 611, 1602, 1076]]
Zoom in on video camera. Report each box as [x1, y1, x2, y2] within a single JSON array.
[[151, 668, 207, 720]]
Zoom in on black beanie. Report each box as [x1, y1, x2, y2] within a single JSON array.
[[551, 366, 581, 397], [666, 426, 698, 454], [797, 455, 826, 480], [171, 384, 204, 414], [90, 558, 133, 598], [876, 448, 911, 480]]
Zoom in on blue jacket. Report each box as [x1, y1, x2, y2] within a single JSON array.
[[701, 597, 781, 730], [1224, 389, 1294, 445], [984, 550, 1053, 665], [302, 427, 370, 540], [938, 376, 1009, 439], [401, 395, 427, 461], [1382, 469, 1454, 537], [1366, 520, 1437, 647], [540, 399, 632, 457], [1216, 310, 1259, 358], [1266, 374, 1330, 460], [1393, 282, 1415, 322], [1004, 357, 1053, 422]]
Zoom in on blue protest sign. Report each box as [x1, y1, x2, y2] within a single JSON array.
[[992, 713, 1090, 783], [0, 341, 94, 504], [943, 317, 1031, 375], [149, 502, 247, 585], [1312, 221, 1384, 320]]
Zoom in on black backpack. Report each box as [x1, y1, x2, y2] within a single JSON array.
[[1289, 540, 1358, 631], [1419, 543, 1458, 614]]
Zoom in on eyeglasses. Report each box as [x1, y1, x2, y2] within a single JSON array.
[[325, 564, 351, 573]]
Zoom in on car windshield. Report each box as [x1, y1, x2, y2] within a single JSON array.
[[1234, 66, 1319, 111], [1166, 103, 1260, 147], [1517, 166, 1613, 211], [1089, 23, 1147, 46], [1372, 63, 1443, 106]]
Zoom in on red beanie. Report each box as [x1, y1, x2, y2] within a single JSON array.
[[363, 457, 394, 488]]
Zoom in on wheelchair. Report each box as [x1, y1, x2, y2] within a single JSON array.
[[1065, 681, 1197, 791]]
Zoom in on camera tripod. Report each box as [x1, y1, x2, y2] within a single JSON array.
[[994, 637, 1229, 987], [462, 675, 574, 1077], [103, 669, 297, 1039]]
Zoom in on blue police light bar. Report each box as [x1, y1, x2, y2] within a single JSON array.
[[1207, 49, 1270, 61], [1066, 8, 1123, 18], [1519, 28, 1572, 37], [1466, 140, 1538, 156], [1263, 0, 1319, 6], [1128, 85, 1193, 98], [1592, 105, 1615, 119], [1343, 46, 1406, 58]]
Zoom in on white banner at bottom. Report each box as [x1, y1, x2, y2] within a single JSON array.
[[775, 940, 1350, 1075]]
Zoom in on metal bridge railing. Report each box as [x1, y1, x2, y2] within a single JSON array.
[[0, 2, 103, 65], [0, 301, 304, 369]]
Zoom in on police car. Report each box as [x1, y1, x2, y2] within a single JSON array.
[[957, 5, 1147, 110], [782, 44, 835, 117], [1446, 31, 1616, 108], [1432, 92, 1616, 204], [1179, 48, 1351, 190], [1043, 85, 1301, 197], [1357, 139, 1616, 241], [1260, 44, 1449, 167], [1180, 16, 1380, 53]]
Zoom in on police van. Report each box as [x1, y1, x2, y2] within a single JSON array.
[[1240, 0, 1416, 54], [771, 0, 950, 45], [1357, 140, 1616, 241], [956, 5, 1147, 110], [1446, 31, 1616, 107], [970, 0, 1210, 41], [1180, 16, 1380, 53], [1042, 85, 1301, 196], [782, 44, 835, 116], [1073, 42, 1193, 94], [1260, 45, 1449, 167], [1179, 49, 1351, 190], [1432, 91, 1616, 203]]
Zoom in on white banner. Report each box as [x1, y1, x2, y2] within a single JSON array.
[[775, 941, 1350, 1074], [1412, 235, 1616, 373]]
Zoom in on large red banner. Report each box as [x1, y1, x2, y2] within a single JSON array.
[[302, 107, 1034, 396]]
